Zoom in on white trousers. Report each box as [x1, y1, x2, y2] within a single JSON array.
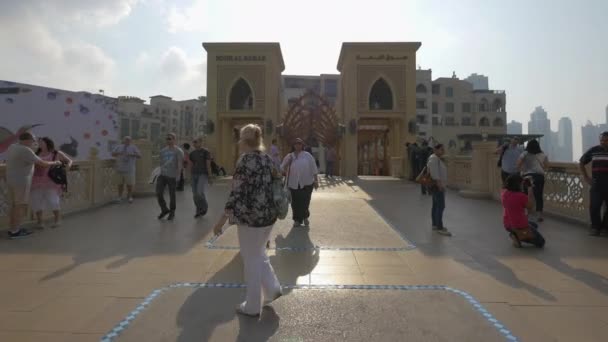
[[237, 224, 281, 313]]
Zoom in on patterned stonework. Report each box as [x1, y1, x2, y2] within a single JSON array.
[[217, 65, 266, 113]]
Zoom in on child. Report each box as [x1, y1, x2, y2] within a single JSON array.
[[501, 174, 546, 248]]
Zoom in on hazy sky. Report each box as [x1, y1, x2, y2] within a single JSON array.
[[1, 0, 607, 154]]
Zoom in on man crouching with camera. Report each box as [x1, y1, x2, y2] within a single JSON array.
[[501, 174, 546, 248]]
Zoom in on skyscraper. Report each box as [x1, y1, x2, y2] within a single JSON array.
[[528, 106, 551, 155], [464, 73, 489, 91], [507, 120, 522, 134], [557, 117, 573, 162], [582, 121, 599, 153]]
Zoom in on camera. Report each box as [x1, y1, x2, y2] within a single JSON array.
[[522, 176, 534, 188]]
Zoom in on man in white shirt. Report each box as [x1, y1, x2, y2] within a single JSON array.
[[6, 132, 61, 239], [281, 138, 318, 227], [112, 136, 141, 203]]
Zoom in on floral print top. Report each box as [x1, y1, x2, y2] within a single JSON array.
[[225, 151, 278, 227]]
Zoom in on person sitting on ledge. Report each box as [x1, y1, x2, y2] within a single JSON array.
[[501, 174, 545, 248]]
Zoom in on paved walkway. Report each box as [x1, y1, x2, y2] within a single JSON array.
[[1, 177, 608, 341]]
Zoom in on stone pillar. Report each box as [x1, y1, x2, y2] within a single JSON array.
[[134, 139, 155, 196], [391, 157, 403, 178], [459, 141, 496, 199]]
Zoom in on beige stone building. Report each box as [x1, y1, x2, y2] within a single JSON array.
[[117, 95, 207, 149], [203, 42, 420, 176], [430, 75, 506, 154]]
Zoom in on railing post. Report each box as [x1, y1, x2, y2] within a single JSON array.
[[459, 141, 496, 199], [134, 139, 155, 197]]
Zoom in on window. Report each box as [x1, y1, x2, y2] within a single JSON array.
[[493, 99, 504, 112], [131, 119, 140, 139], [151, 123, 161, 141], [120, 118, 130, 138], [416, 84, 427, 93], [445, 102, 455, 113], [432, 102, 438, 114], [462, 103, 471, 112], [479, 117, 490, 126], [369, 78, 393, 110], [432, 117, 440, 126], [324, 79, 338, 97], [446, 87, 454, 97], [445, 117, 456, 126], [462, 117, 473, 126], [416, 99, 426, 109], [432, 84, 440, 95], [229, 78, 253, 110], [416, 115, 427, 124], [493, 117, 504, 127], [479, 98, 489, 112]]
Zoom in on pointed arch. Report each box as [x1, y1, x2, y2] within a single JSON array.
[[493, 117, 504, 127], [229, 77, 254, 110], [369, 78, 393, 110], [479, 117, 490, 127], [416, 84, 427, 93]]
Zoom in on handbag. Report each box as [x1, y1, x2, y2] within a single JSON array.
[[47, 151, 68, 191], [415, 166, 435, 187], [271, 155, 290, 220]]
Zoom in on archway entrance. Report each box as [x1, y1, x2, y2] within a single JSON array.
[[279, 90, 341, 174], [358, 119, 390, 176]]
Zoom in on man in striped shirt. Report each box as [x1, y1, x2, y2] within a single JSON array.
[[580, 131, 608, 236]]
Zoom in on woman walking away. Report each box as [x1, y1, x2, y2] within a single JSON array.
[[427, 144, 452, 236], [213, 124, 282, 317], [501, 174, 546, 248], [517, 139, 549, 222], [281, 138, 319, 228], [31, 137, 72, 228]]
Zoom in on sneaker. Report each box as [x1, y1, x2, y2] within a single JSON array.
[[293, 221, 302, 228], [51, 221, 61, 229], [113, 197, 123, 204], [435, 228, 452, 236], [235, 303, 260, 317], [158, 210, 170, 219], [263, 290, 283, 307], [589, 228, 601, 236], [537, 217, 544, 223], [509, 233, 522, 248], [8, 228, 33, 239], [167, 212, 175, 221], [303, 219, 310, 226], [128, 197, 134, 204], [432, 225, 440, 231]]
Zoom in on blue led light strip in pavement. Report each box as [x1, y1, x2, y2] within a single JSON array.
[[100, 283, 519, 342]]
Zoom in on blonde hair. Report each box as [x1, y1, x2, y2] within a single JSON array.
[[239, 124, 265, 151]]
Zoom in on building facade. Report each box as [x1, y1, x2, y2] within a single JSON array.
[[203, 42, 420, 176], [556, 117, 573, 162], [117, 95, 207, 149], [464, 73, 489, 91], [430, 75, 507, 154], [507, 120, 523, 134], [415, 69, 433, 139], [528, 106, 551, 154]]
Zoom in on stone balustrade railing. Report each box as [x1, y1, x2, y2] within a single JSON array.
[[0, 140, 156, 230], [446, 142, 590, 225], [0, 159, 119, 229]]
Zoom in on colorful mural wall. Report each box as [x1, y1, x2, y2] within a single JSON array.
[[0, 80, 119, 161]]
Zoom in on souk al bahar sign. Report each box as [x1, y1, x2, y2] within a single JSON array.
[[216, 55, 266, 62]]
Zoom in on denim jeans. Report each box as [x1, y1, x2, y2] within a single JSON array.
[[156, 175, 176, 212], [431, 190, 445, 228], [191, 173, 209, 214], [590, 182, 608, 229]]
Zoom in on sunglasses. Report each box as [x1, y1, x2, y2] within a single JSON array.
[[166, 137, 173, 140]]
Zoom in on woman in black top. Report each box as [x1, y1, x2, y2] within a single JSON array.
[[213, 124, 282, 317]]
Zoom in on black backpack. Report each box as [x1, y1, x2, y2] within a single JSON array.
[[47, 151, 68, 191]]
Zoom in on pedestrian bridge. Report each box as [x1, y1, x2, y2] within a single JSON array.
[[1, 156, 607, 341]]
